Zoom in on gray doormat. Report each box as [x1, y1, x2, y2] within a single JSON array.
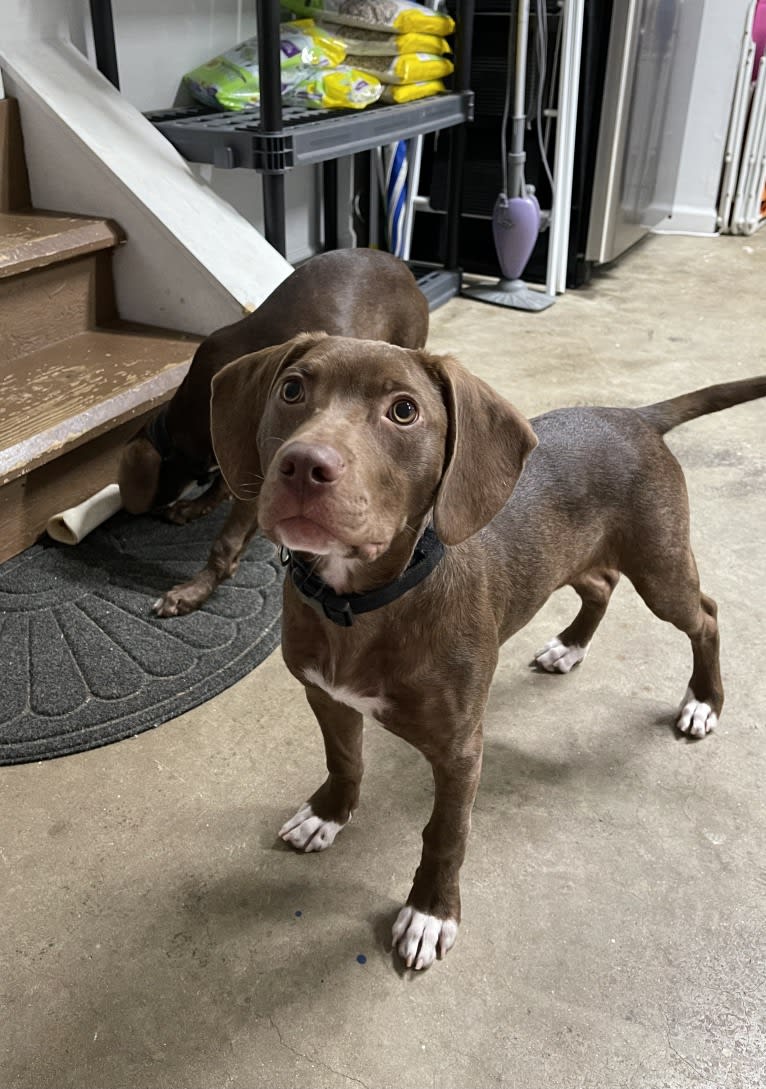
[[0, 508, 283, 766]]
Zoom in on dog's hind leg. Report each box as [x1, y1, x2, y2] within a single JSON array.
[[628, 548, 722, 738], [614, 445, 723, 737], [534, 567, 620, 674], [164, 473, 230, 525]]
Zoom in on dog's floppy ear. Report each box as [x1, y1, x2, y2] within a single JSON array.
[[210, 332, 326, 499], [424, 352, 538, 545]]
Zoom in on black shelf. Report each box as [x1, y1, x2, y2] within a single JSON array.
[[147, 93, 474, 173], [136, 0, 475, 299], [88, 0, 474, 305]]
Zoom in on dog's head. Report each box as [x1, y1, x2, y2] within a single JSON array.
[[210, 333, 537, 584]]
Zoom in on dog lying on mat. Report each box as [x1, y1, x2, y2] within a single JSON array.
[[116, 249, 428, 616], [209, 331, 764, 970]]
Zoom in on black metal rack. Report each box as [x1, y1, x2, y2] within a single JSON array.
[[146, 94, 474, 176], [90, 0, 475, 306]]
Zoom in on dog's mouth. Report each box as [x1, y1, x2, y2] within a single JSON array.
[[273, 516, 341, 555], [271, 516, 386, 561]]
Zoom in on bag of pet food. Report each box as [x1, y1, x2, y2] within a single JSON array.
[[281, 0, 455, 37], [346, 51, 453, 84], [183, 19, 347, 110], [381, 79, 446, 103], [318, 23, 451, 55], [286, 65, 383, 108]]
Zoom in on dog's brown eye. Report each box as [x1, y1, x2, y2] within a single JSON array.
[[388, 399, 419, 425], [281, 378, 304, 404]]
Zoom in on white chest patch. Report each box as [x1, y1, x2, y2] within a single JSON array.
[[302, 666, 387, 720], [316, 554, 362, 594]]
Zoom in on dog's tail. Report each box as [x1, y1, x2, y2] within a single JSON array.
[[638, 376, 766, 435]]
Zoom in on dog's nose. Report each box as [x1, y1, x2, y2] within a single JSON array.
[[278, 442, 345, 487]]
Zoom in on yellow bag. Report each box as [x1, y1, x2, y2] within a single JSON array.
[[347, 51, 453, 84], [381, 79, 446, 103], [282, 0, 455, 37], [320, 24, 452, 55], [287, 65, 383, 109]]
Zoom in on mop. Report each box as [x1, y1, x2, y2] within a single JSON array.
[[463, 0, 555, 311]]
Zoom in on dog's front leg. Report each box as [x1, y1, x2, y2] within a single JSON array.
[[279, 685, 363, 852], [393, 728, 483, 970], [153, 498, 259, 617]]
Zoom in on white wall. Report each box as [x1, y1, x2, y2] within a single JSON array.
[[1, 0, 318, 263], [110, 0, 321, 261]]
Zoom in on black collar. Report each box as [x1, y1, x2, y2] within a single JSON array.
[[283, 525, 445, 627]]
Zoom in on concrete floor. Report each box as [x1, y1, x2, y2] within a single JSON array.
[[2, 230, 765, 1089]]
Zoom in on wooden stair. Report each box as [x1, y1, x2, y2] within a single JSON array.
[[0, 98, 200, 564]]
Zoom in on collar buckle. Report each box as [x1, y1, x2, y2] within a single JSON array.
[[306, 595, 354, 627]]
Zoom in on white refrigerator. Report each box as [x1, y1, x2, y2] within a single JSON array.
[[586, 0, 705, 264]]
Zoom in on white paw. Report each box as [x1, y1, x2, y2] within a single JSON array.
[[278, 803, 347, 852], [677, 694, 718, 738], [534, 636, 589, 674], [391, 906, 458, 970]]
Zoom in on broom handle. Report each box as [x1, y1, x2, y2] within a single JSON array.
[[508, 0, 530, 197]]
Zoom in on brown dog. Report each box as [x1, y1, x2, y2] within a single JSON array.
[[116, 249, 428, 616], [209, 332, 765, 969]]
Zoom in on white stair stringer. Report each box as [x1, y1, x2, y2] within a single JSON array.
[[0, 39, 293, 335]]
